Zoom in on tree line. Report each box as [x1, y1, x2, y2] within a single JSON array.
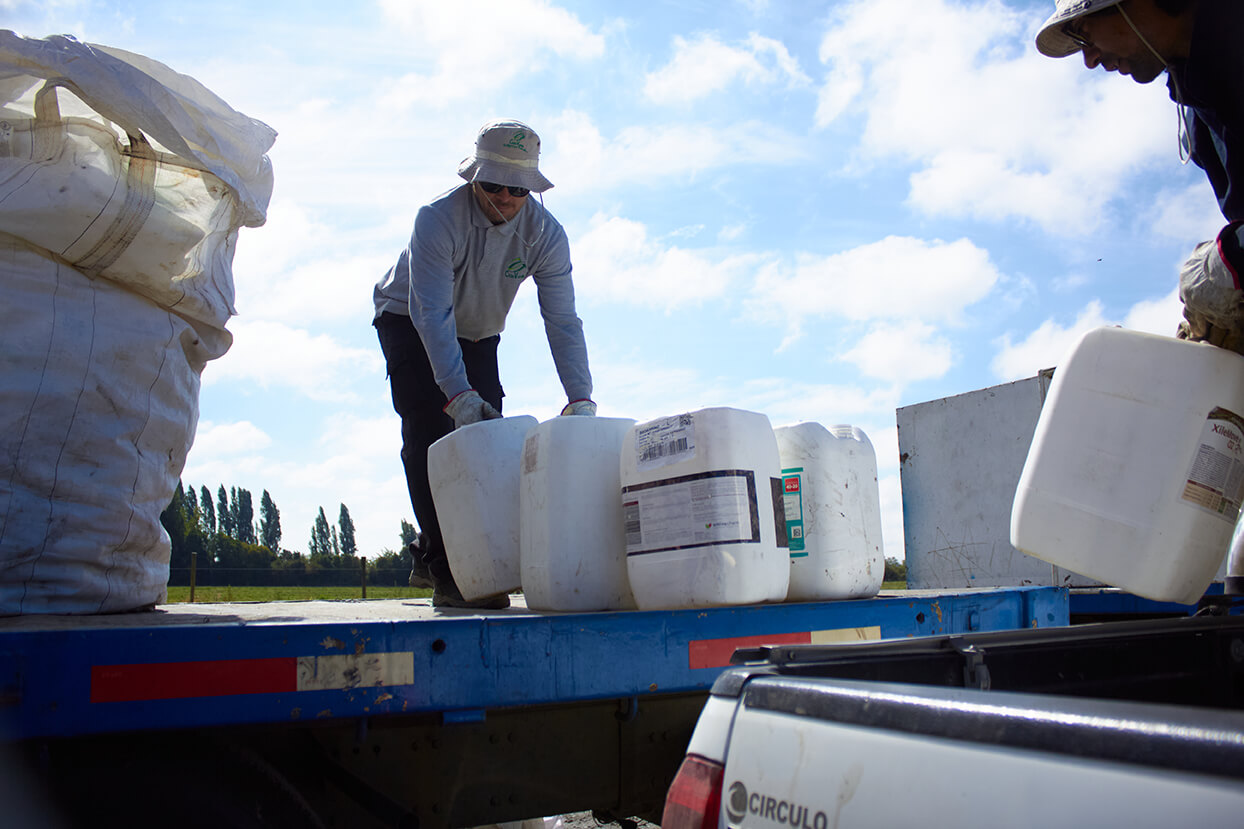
[[160, 481, 417, 587]]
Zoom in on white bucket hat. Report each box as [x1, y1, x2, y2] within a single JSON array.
[[1035, 0, 1125, 57], [457, 119, 553, 193]]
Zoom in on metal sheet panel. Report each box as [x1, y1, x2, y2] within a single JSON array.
[[897, 371, 1101, 589]]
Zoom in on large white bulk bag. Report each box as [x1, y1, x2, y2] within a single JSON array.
[[0, 237, 216, 613], [0, 32, 275, 614]]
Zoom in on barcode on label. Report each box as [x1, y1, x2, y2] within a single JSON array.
[[640, 437, 688, 463], [635, 414, 697, 472]]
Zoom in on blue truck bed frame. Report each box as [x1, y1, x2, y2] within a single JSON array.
[[0, 587, 1066, 828], [1, 587, 1066, 739]]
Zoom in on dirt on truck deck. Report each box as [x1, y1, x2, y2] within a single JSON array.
[[0, 596, 537, 630], [0, 588, 963, 630]]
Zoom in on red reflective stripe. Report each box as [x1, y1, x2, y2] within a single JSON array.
[[91, 658, 297, 703], [688, 631, 812, 670]]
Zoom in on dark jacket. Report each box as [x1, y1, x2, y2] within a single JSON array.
[[1168, 0, 1244, 277]]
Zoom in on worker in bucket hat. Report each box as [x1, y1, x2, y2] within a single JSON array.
[[1036, 0, 1244, 351], [373, 119, 596, 609]]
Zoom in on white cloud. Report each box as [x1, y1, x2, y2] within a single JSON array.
[[1146, 182, 1228, 245], [594, 361, 718, 423], [504, 338, 903, 438], [203, 320, 382, 401], [991, 300, 1110, 381], [906, 150, 1091, 237], [734, 378, 903, 429], [231, 200, 315, 279], [237, 97, 472, 223], [572, 214, 757, 310], [666, 224, 707, 240], [190, 420, 272, 456], [993, 286, 1187, 381], [2, 1, 88, 34], [316, 412, 402, 462], [622, 120, 806, 175], [299, 420, 410, 556], [1051, 271, 1090, 293], [539, 110, 609, 194], [544, 110, 808, 195], [1123, 287, 1181, 336], [815, 0, 1173, 236], [644, 32, 810, 105], [842, 322, 955, 385], [749, 235, 1002, 340], [183, 436, 411, 560], [815, 58, 863, 127], [229, 201, 390, 325], [376, 0, 605, 108], [237, 254, 386, 324]]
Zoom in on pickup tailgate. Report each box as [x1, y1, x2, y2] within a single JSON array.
[[711, 616, 1244, 828]]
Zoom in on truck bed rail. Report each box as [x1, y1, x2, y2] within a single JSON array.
[[0, 587, 1066, 739]]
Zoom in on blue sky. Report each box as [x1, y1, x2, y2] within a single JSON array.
[[7, 0, 1223, 560]]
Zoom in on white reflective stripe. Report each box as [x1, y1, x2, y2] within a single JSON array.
[[810, 626, 882, 644], [295, 651, 415, 691], [474, 148, 539, 168]]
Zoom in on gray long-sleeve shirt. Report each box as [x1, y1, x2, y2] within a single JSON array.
[[373, 184, 592, 403]]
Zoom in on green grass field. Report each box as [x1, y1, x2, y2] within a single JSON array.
[[164, 585, 431, 603], [165, 583, 908, 603]]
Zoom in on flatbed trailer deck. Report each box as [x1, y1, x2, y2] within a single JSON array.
[[0, 587, 1066, 828]]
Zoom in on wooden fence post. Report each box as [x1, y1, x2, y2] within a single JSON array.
[[189, 551, 198, 603], [360, 557, 367, 599]]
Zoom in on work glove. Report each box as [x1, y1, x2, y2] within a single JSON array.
[[444, 389, 501, 429], [1177, 223, 1244, 356], [560, 399, 598, 416]]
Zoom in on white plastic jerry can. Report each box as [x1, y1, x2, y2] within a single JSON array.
[[520, 416, 638, 612], [775, 422, 884, 601], [428, 415, 538, 601], [620, 407, 790, 610], [1012, 326, 1244, 604]]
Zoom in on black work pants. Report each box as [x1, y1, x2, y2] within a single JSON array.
[[374, 312, 503, 583]]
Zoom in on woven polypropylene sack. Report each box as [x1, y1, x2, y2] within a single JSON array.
[[0, 33, 274, 614], [0, 83, 242, 344], [0, 239, 219, 613]]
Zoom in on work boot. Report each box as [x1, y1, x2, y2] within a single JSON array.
[[407, 535, 433, 589], [432, 578, 510, 610]]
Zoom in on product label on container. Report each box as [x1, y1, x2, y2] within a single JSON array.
[[634, 413, 696, 472], [1181, 407, 1244, 521], [522, 431, 540, 475], [781, 468, 807, 556], [623, 470, 759, 556]]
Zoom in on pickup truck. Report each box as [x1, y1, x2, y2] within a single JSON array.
[[662, 613, 1244, 829]]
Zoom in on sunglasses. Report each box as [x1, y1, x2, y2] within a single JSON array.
[[477, 181, 530, 198], [1061, 22, 1093, 50], [1060, 3, 1121, 51]]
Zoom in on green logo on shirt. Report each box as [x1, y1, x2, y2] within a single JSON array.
[[505, 257, 528, 279]]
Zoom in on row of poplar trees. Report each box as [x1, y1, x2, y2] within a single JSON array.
[[160, 482, 415, 586]]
